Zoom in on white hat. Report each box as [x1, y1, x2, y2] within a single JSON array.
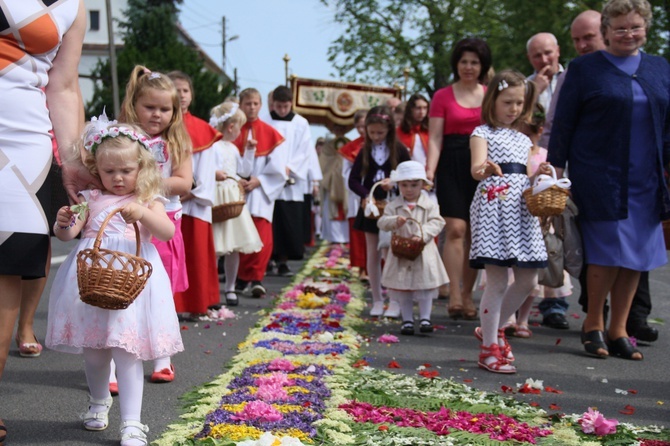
[[389, 160, 433, 186]]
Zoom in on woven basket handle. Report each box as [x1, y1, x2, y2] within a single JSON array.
[[93, 208, 142, 256], [368, 180, 385, 204], [396, 216, 424, 240]]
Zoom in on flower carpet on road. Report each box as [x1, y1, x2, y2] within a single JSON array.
[[157, 244, 669, 445]]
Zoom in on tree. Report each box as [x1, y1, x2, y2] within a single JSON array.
[[86, 0, 230, 120], [322, 0, 668, 96]]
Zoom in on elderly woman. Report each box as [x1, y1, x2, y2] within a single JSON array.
[[426, 38, 492, 320], [548, 0, 670, 360]]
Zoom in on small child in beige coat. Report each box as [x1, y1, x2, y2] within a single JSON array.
[[378, 161, 448, 335]]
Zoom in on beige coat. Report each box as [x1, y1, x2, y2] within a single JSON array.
[[378, 194, 448, 291]]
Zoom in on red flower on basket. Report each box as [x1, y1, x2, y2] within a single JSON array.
[[480, 184, 510, 202]]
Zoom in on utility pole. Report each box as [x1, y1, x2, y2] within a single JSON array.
[[106, 0, 119, 117], [222, 16, 227, 71], [283, 53, 290, 87], [234, 68, 238, 96]]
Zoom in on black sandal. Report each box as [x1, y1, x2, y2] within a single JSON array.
[[225, 291, 239, 307], [419, 319, 434, 333], [0, 418, 7, 446], [400, 321, 414, 335], [581, 329, 608, 358], [608, 337, 643, 360]]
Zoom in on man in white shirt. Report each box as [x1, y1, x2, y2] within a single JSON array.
[[526, 32, 564, 112]]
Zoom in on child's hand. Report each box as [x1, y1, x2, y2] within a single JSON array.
[[246, 139, 257, 150], [240, 177, 260, 192], [120, 203, 144, 224], [215, 170, 228, 181], [56, 206, 76, 228], [410, 235, 422, 242], [397, 216, 407, 227], [537, 162, 553, 176], [477, 160, 502, 177], [380, 178, 393, 191]]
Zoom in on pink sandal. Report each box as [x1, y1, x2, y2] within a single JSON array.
[[513, 325, 533, 338], [15, 334, 42, 358], [478, 343, 516, 374]]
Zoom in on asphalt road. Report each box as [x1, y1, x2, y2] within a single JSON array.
[[0, 239, 668, 445]]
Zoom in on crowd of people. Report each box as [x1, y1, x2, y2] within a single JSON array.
[[0, 0, 668, 444]]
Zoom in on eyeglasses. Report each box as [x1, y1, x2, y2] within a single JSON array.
[[610, 26, 645, 37]]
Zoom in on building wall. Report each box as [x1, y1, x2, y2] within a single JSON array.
[[80, 0, 127, 105]]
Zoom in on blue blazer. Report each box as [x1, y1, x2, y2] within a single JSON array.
[[547, 51, 670, 221]]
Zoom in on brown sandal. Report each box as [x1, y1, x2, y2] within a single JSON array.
[[462, 299, 478, 320]]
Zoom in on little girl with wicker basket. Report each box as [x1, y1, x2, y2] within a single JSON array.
[[46, 119, 184, 445], [209, 101, 263, 306], [378, 161, 448, 335]]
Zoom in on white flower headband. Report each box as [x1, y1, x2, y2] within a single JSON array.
[[209, 102, 239, 128], [498, 78, 528, 91], [83, 110, 152, 154]]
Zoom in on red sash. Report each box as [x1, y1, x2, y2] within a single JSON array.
[[233, 119, 284, 157], [396, 125, 428, 157], [183, 112, 222, 153], [338, 136, 364, 162]]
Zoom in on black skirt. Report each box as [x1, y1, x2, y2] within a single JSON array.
[[353, 207, 380, 234], [434, 134, 479, 221]]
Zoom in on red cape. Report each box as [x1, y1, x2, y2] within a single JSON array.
[[338, 136, 364, 162], [233, 119, 284, 157], [183, 112, 222, 153], [396, 126, 429, 157]]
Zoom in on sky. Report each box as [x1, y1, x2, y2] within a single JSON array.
[[177, 0, 348, 142]]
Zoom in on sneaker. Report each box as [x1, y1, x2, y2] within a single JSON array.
[[235, 279, 249, 293], [277, 263, 294, 277], [150, 364, 175, 383], [250, 281, 266, 297], [266, 260, 276, 276], [370, 301, 385, 317], [383, 300, 401, 318]]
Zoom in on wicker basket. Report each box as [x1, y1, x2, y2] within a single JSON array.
[[663, 220, 670, 251], [523, 166, 569, 217], [212, 179, 245, 223], [391, 217, 425, 261], [364, 181, 387, 220], [77, 208, 153, 310]]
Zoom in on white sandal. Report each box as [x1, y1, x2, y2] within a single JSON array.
[[82, 395, 113, 431], [120, 420, 149, 446]]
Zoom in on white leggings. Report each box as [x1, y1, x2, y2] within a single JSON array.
[[479, 265, 538, 346], [387, 288, 438, 322], [85, 347, 143, 422]]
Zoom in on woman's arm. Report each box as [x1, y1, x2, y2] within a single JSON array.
[[46, 0, 98, 203], [426, 117, 444, 182], [164, 153, 193, 196]]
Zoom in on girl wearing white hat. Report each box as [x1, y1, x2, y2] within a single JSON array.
[[378, 161, 449, 334]]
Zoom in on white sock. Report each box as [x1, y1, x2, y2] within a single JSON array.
[[479, 266, 508, 346], [153, 356, 171, 373], [224, 253, 240, 293], [416, 289, 437, 321]]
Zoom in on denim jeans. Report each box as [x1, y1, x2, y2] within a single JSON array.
[[539, 297, 569, 316]]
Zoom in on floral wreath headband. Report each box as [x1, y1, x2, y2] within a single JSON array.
[[209, 102, 239, 128], [83, 110, 152, 154]]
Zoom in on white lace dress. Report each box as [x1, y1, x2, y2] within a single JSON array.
[[46, 190, 184, 360], [211, 140, 263, 255]]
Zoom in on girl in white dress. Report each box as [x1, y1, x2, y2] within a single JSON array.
[[469, 70, 549, 374], [209, 101, 263, 306], [46, 121, 183, 446]]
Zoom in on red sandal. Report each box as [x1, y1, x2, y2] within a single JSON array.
[[474, 327, 514, 362], [478, 343, 516, 374]]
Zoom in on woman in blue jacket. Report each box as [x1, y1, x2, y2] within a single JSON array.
[[548, 0, 670, 361]]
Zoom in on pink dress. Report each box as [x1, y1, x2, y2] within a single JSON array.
[[46, 190, 184, 360]]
